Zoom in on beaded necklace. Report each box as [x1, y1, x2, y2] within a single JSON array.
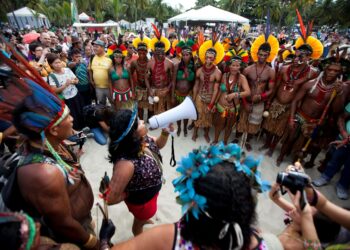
[[202, 64, 216, 92], [284, 64, 309, 92], [136, 59, 148, 86]]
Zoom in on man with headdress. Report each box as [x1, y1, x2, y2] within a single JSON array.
[[0, 42, 98, 249], [236, 32, 279, 151], [276, 52, 348, 166], [192, 37, 224, 143], [145, 25, 174, 115], [262, 28, 321, 158], [130, 34, 151, 119]]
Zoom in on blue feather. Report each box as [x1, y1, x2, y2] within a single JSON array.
[[265, 8, 271, 41]]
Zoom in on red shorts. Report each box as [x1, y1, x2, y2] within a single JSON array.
[[125, 193, 159, 221]]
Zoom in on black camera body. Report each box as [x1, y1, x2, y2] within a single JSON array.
[[276, 171, 310, 194]]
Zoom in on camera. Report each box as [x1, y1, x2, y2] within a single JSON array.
[[276, 171, 310, 194]]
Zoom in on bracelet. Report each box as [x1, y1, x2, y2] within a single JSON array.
[[303, 239, 322, 250], [308, 186, 318, 206], [161, 130, 169, 137], [84, 234, 98, 248]]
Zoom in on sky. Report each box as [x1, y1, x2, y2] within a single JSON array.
[[163, 0, 196, 11]]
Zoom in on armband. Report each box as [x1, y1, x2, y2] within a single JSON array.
[[84, 234, 98, 248], [260, 92, 268, 101]]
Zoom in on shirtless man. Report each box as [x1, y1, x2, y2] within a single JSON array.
[[0, 77, 98, 248], [236, 43, 275, 151], [145, 41, 174, 115], [262, 45, 319, 157], [192, 48, 222, 143], [130, 41, 149, 119], [277, 57, 346, 165]]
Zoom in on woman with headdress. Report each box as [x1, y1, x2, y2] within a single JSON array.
[[0, 40, 97, 248], [99, 143, 290, 250], [173, 40, 197, 137], [106, 107, 172, 236], [212, 56, 250, 145], [108, 44, 135, 110]]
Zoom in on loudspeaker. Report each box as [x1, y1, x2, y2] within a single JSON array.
[[148, 96, 198, 129]]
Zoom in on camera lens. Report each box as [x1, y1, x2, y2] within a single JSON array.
[[276, 172, 286, 185]]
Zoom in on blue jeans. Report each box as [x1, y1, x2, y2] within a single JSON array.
[[91, 127, 107, 145], [322, 145, 350, 189]]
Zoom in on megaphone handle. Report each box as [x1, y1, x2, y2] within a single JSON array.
[[170, 136, 176, 167]]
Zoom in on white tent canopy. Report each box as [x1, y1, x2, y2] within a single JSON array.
[[73, 22, 119, 27], [168, 9, 198, 22], [104, 20, 118, 24], [7, 7, 50, 29], [168, 5, 249, 24], [79, 12, 90, 21]]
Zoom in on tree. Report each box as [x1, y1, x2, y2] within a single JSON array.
[[195, 0, 218, 8]]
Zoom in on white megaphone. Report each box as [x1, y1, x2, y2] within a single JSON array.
[[148, 96, 198, 129]]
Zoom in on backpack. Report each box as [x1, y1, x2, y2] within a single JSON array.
[[47, 73, 64, 100]]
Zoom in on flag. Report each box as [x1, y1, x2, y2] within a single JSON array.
[[71, 0, 80, 24]]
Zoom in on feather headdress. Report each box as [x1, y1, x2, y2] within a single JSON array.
[[198, 30, 225, 65], [294, 9, 323, 60], [132, 30, 151, 51], [0, 36, 79, 184], [149, 23, 171, 52], [107, 43, 127, 57]]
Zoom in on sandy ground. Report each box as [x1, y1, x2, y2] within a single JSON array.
[[80, 125, 349, 244]]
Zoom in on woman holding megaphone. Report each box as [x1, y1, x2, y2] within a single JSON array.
[[105, 107, 173, 236]]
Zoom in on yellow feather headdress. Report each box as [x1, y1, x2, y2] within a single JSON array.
[[199, 40, 225, 65], [132, 36, 151, 50], [294, 9, 323, 60], [251, 35, 279, 63], [149, 23, 171, 52]]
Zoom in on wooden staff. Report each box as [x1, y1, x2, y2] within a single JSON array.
[[299, 89, 337, 161], [99, 172, 110, 220]]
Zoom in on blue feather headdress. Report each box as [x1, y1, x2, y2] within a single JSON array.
[[172, 142, 270, 220], [0, 36, 79, 184], [112, 104, 138, 147]]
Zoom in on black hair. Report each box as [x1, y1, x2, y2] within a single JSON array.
[[180, 162, 256, 249], [46, 53, 60, 66], [258, 42, 271, 52], [206, 48, 217, 56], [108, 109, 141, 163], [0, 221, 22, 249], [111, 50, 125, 67], [71, 48, 82, 56], [297, 44, 313, 54], [28, 42, 42, 53], [155, 41, 165, 49]]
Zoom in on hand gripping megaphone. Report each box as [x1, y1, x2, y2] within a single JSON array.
[[148, 96, 198, 129]]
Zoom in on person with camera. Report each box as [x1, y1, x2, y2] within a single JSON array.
[[99, 143, 283, 249]]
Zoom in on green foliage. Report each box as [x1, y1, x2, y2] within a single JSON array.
[[1, 0, 349, 28]]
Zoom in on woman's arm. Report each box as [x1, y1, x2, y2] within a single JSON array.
[[155, 128, 171, 149], [107, 160, 134, 205]]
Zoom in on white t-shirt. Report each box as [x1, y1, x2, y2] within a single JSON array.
[[48, 68, 78, 100]]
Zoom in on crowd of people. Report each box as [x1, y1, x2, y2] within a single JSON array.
[[0, 8, 350, 249]]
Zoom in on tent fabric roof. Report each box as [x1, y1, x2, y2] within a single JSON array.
[[168, 5, 249, 23], [79, 12, 90, 21], [105, 20, 118, 24], [7, 7, 46, 18]]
